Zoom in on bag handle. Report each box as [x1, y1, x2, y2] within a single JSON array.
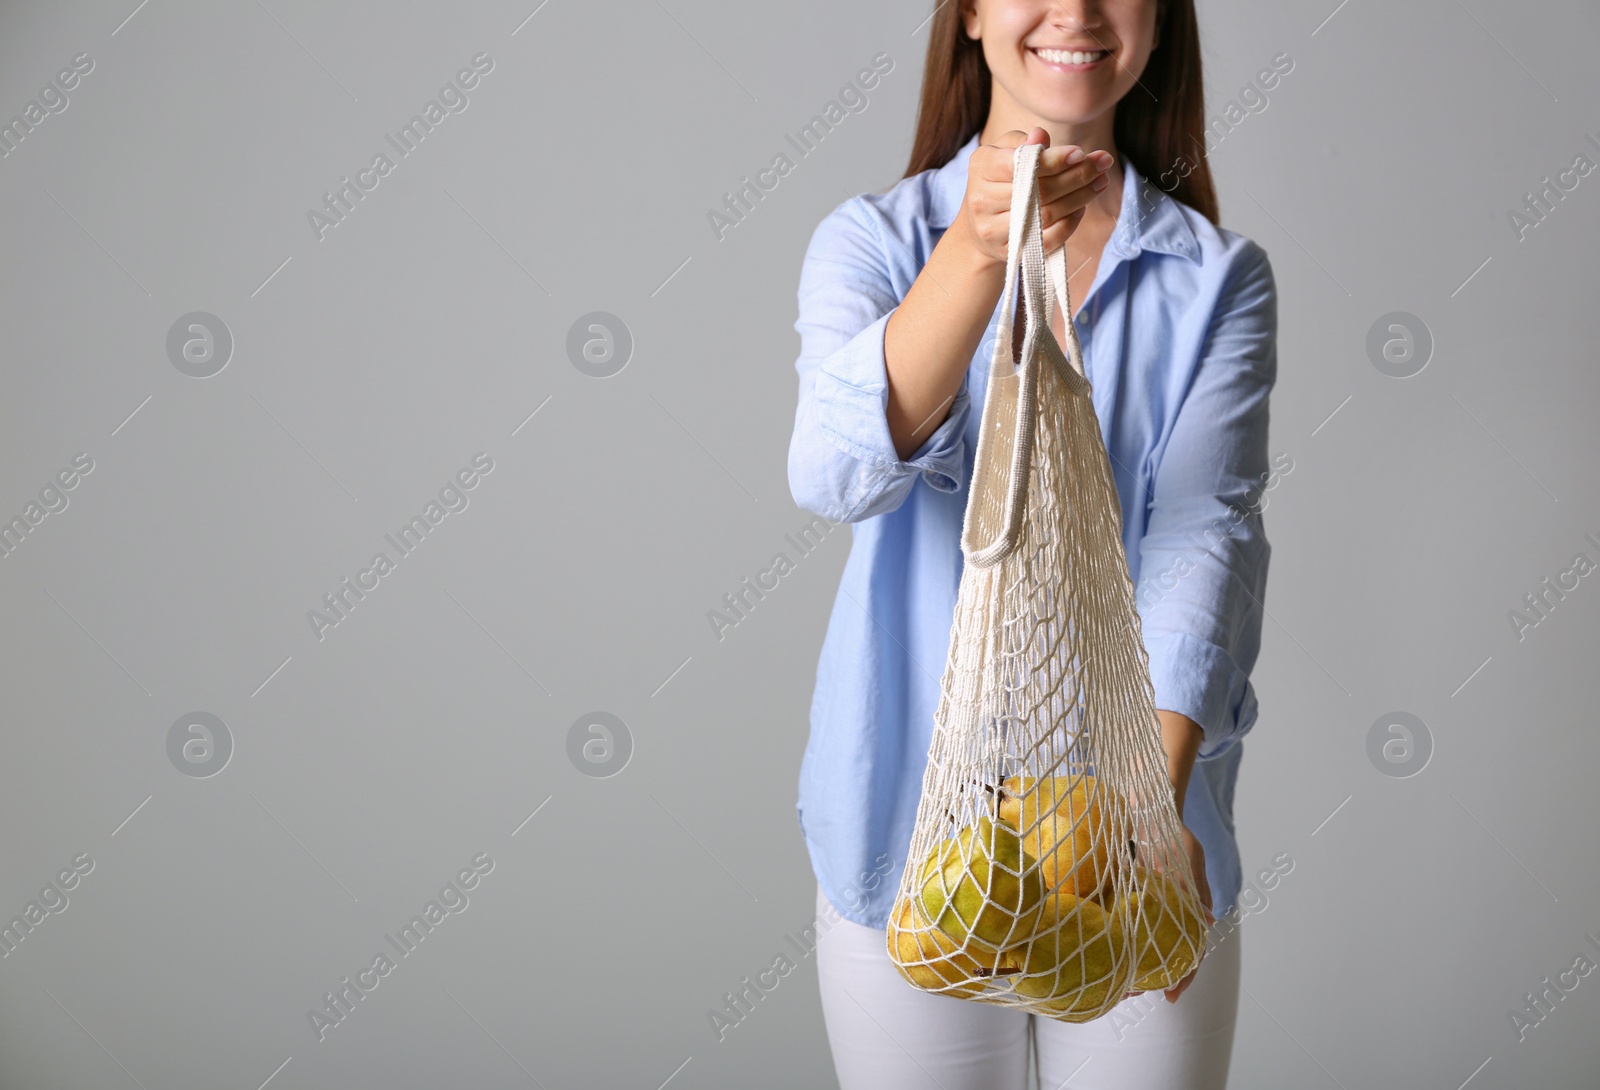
[[997, 145, 1088, 379], [961, 142, 1085, 566], [1044, 244, 1087, 379]]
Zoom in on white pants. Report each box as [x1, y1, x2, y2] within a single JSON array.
[[814, 883, 1241, 1090]]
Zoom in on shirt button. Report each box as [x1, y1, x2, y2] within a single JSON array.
[[1077, 311, 1090, 326]]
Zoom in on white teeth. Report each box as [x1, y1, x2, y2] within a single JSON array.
[[1035, 48, 1107, 65]]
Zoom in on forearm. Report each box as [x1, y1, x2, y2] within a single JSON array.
[[883, 218, 1005, 460], [1156, 708, 1204, 813]]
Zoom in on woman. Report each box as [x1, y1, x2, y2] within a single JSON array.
[[786, 0, 1275, 1087]]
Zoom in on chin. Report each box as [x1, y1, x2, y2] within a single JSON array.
[[1022, 97, 1106, 128]]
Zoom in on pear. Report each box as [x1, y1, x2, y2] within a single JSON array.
[[917, 815, 1045, 959], [885, 895, 986, 996], [997, 774, 1124, 902], [1010, 893, 1131, 1018], [1033, 878, 1096, 936], [1113, 865, 1207, 992]]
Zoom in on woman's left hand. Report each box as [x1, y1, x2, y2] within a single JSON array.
[[1118, 823, 1213, 1005], [1116, 709, 1214, 1005], [1161, 823, 1213, 1004]]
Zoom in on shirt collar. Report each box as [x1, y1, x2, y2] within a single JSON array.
[[928, 131, 1200, 263]]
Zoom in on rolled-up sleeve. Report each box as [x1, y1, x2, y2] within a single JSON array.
[[1135, 242, 1277, 761], [787, 196, 972, 523]]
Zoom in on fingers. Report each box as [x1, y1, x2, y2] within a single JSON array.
[[1038, 176, 1105, 225], [1164, 954, 1204, 1003], [1037, 144, 1107, 175], [1036, 177, 1100, 250], [1164, 969, 1197, 1004], [1037, 148, 1113, 203], [1039, 205, 1085, 253], [974, 130, 1053, 186], [1035, 153, 1111, 250], [961, 133, 1112, 266], [979, 140, 1110, 197], [1192, 853, 1214, 923], [1195, 867, 1213, 908], [989, 128, 1036, 150]]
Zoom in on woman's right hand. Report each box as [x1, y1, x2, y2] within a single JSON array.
[[950, 126, 1115, 270]]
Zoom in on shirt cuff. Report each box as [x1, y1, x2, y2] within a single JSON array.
[[813, 311, 971, 497], [1144, 630, 1259, 760]]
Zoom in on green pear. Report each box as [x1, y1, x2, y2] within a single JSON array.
[[1112, 866, 1206, 992], [917, 815, 1044, 957], [1011, 893, 1131, 1018]]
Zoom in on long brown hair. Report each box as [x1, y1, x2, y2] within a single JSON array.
[[902, 0, 1219, 224]]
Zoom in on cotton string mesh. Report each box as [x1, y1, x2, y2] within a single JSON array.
[[886, 143, 1208, 1023]]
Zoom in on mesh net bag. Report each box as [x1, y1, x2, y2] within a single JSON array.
[[886, 143, 1209, 1023]]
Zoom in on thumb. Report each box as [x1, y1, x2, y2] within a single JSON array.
[[1025, 126, 1050, 147]]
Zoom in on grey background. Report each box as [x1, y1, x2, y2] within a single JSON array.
[[1, 0, 1596, 1087]]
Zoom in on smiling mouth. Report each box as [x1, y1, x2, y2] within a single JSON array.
[[1030, 47, 1112, 68]]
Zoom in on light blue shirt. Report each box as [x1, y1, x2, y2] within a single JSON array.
[[787, 132, 1278, 928]]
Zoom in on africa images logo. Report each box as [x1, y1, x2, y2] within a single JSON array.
[[706, 52, 895, 242], [307, 454, 494, 641], [307, 52, 495, 242]]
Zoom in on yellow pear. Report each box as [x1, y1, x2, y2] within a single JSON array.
[[886, 895, 987, 996], [1033, 880, 1096, 935], [1010, 893, 1131, 1017], [917, 815, 1045, 959], [1114, 865, 1207, 992], [997, 774, 1124, 902]]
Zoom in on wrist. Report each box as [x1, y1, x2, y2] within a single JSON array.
[[941, 210, 1005, 279]]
